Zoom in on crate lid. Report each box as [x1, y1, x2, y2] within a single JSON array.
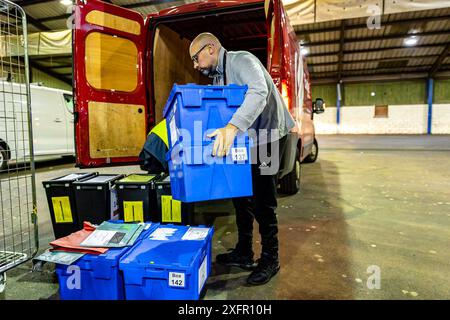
[[51, 172, 95, 182], [60, 222, 159, 273], [120, 225, 213, 270], [117, 174, 157, 184], [75, 174, 122, 185], [156, 175, 170, 184], [162, 84, 248, 118]]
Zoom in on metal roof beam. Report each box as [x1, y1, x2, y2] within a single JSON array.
[[307, 42, 450, 57], [26, 14, 51, 31], [29, 54, 72, 61], [38, 13, 70, 23], [312, 64, 446, 76], [296, 14, 450, 35], [311, 73, 430, 84], [312, 71, 450, 84], [35, 0, 201, 23], [301, 30, 450, 47], [13, 0, 57, 7], [429, 43, 450, 78], [337, 21, 345, 81], [310, 54, 441, 67]]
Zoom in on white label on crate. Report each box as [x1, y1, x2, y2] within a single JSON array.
[[149, 227, 177, 241], [169, 100, 178, 147], [169, 272, 185, 288], [198, 255, 208, 293], [169, 116, 178, 147], [231, 147, 248, 162], [110, 189, 119, 221], [181, 227, 209, 241]]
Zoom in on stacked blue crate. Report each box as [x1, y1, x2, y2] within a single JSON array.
[[55, 221, 159, 300], [163, 84, 253, 203], [119, 224, 214, 300]]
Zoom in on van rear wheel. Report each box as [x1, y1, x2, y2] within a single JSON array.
[[279, 149, 300, 195], [0, 145, 8, 171]]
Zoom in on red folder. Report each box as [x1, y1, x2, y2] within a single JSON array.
[[50, 222, 108, 255]]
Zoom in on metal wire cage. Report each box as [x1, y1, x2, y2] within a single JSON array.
[[0, 0, 38, 292]]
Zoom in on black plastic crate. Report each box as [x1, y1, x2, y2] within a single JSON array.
[[116, 174, 160, 223], [155, 175, 195, 225], [73, 174, 125, 225], [42, 172, 97, 239]]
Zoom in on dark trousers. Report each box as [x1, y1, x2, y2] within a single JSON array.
[[232, 135, 288, 261]]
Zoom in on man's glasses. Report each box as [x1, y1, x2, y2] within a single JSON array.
[[191, 44, 210, 63]]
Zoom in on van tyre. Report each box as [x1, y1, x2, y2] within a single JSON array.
[[303, 138, 318, 163], [279, 149, 300, 195], [0, 145, 8, 171]]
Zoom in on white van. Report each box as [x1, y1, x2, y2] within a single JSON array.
[[0, 82, 74, 170]]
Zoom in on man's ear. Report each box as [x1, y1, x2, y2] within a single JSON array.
[[208, 44, 215, 55]]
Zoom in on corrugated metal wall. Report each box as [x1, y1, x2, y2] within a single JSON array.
[[311, 84, 337, 107], [435, 80, 450, 103], [312, 80, 450, 106]]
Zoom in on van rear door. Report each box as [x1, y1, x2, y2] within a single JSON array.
[[265, 0, 282, 87], [73, 0, 148, 167]]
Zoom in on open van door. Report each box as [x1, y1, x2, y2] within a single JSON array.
[[265, 0, 283, 88], [74, 0, 148, 167]]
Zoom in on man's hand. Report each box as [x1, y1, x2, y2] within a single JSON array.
[[207, 123, 239, 157]]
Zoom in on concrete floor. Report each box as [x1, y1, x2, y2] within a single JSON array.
[[1, 135, 449, 300]]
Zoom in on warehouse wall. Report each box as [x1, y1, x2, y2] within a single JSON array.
[[31, 67, 72, 91], [312, 80, 450, 134], [2, 65, 72, 91]]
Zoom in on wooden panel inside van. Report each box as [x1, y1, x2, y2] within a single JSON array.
[[88, 101, 146, 159], [152, 25, 209, 122]]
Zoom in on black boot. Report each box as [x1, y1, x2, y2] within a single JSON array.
[[216, 245, 257, 270], [246, 256, 280, 285]]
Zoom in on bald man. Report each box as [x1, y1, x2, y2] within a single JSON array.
[[189, 33, 295, 286]]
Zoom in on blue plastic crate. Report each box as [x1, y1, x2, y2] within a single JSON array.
[[163, 84, 253, 203], [163, 84, 248, 148], [55, 221, 159, 300], [119, 224, 214, 300], [166, 139, 252, 202]]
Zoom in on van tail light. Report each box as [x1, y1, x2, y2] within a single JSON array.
[[281, 79, 290, 109]]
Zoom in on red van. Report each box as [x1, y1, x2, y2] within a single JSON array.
[[73, 0, 324, 194]]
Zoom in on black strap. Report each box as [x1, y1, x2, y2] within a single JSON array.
[[223, 51, 227, 85]]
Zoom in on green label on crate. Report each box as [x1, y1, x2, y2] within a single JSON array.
[[51, 196, 73, 223], [119, 175, 155, 183], [161, 196, 182, 223], [123, 201, 144, 223]]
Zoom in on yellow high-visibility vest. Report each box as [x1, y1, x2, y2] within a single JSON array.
[[149, 119, 169, 148]]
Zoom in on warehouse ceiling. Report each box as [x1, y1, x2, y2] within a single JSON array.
[[297, 6, 450, 84], [10, 0, 450, 85]]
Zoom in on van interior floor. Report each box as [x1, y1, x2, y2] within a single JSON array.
[[1, 135, 449, 300]]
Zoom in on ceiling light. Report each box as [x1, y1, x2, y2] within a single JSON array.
[[371, 92, 376, 97], [404, 36, 418, 46], [60, 0, 72, 6]]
